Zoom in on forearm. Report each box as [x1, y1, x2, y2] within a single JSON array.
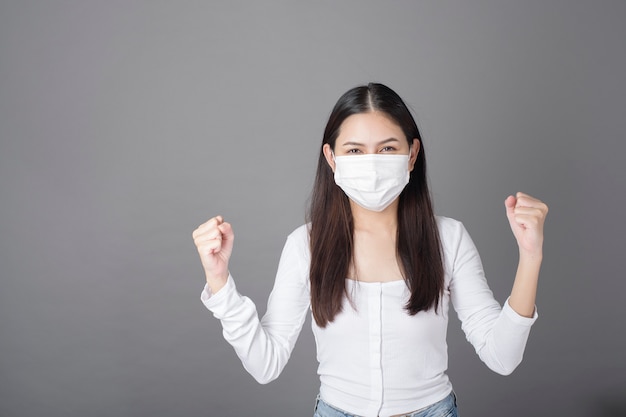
[[508, 250, 542, 317], [201, 277, 303, 384]]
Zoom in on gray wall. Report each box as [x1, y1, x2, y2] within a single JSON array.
[[1, 1, 625, 416]]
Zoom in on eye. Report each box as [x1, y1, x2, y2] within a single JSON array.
[[380, 146, 397, 153], [346, 148, 362, 154]]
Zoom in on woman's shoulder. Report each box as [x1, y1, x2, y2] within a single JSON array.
[[287, 223, 310, 241], [435, 215, 464, 233], [281, 224, 311, 268], [284, 224, 311, 254], [435, 215, 471, 247]]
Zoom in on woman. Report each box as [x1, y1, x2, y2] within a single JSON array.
[[193, 83, 548, 417]]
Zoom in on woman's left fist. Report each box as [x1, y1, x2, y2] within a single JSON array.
[[505, 192, 549, 255]]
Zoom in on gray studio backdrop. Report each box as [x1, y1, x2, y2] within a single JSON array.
[[1, 1, 625, 416]]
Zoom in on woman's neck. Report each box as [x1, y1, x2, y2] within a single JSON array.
[[350, 199, 399, 234]]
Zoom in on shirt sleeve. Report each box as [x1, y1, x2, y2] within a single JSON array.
[[446, 219, 538, 375], [200, 226, 311, 384]]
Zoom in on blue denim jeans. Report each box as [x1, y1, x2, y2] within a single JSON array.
[[313, 391, 458, 417]]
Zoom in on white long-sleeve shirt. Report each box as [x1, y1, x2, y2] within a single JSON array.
[[201, 216, 538, 417]]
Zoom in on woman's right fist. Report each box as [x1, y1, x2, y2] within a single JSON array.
[[192, 215, 234, 293]]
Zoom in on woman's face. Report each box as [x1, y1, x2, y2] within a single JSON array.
[[323, 111, 420, 172]]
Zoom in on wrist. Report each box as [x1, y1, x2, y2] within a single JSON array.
[[519, 243, 542, 257], [518, 249, 543, 266], [206, 272, 229, 294]]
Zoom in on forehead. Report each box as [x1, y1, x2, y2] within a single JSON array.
[[336, 112, 405, 144]]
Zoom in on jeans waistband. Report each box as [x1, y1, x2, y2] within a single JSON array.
[[314, 391, 458, 417]]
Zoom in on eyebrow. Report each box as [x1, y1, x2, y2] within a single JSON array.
[[341, 138, 401, 147]]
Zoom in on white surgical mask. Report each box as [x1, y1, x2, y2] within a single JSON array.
[[333, 153, 410, 212]]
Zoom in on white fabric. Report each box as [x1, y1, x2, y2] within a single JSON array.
[[333, 153, 410, 212], [201, 216, 537, 417]]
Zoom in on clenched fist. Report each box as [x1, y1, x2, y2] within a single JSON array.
[[192, 215, 234, 293], [505, 192, 548, 257]]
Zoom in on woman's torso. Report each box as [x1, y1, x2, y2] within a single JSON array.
[[311, 276, 453, 417]]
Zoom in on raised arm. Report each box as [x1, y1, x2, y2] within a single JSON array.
[[504, 192, 549, 317], [194, 220, 311, 383], [446, 212, 541, 376]]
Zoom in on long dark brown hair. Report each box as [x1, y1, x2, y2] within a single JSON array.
[[307, 83, 444, 328]]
